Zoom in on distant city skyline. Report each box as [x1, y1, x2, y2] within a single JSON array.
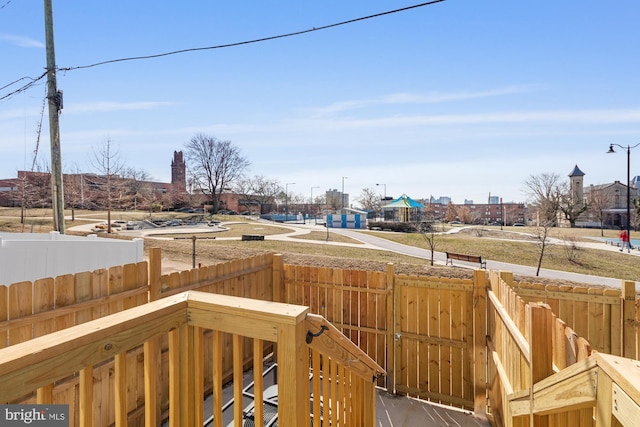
[[2, 2, 640, 205]]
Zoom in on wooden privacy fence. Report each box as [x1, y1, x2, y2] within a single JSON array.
[[487, 270, 595, 426], [508, 278, 638, 359], [0, 250, 279, 425], [2, 246, 640, 425], [487, 270, 640, 427]]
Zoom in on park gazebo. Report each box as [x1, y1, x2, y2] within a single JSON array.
[[382, 194, 425, 222]]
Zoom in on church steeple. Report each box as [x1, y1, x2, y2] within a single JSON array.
[[171, 151, 186, 192], [568, 164, 585, 178], [568, 164, 585, 205]]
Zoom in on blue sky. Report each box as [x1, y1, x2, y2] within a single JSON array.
[[2, 1, 640, 205]]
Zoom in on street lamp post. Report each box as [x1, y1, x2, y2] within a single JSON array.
[[310, 186, 319, 210], [341, 176, 348, 210], [285, 182, 295, 221], [607, 143, 640, 245], [376, 183, 387, 221]]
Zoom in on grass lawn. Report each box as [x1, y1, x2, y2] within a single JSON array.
[[362, 226, 640, 281], [1, 208, 637, 282]]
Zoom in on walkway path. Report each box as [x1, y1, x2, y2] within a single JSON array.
[[70, 218, 637, 288], [328, 225, 635, 288], [264, 222, 636, 289]]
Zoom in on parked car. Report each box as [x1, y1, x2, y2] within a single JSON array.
[[512, 222, 525, 226]]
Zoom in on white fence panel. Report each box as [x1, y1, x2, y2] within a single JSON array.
[[0, 232, 143, 285]]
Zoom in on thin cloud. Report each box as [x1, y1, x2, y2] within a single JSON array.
[[311, 85, 541, 117], [298, 108, 640, 131], [0, 34, 44, 48], [66, 101, 177, 114]]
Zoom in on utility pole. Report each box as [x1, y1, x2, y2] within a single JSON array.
[[44, 0, 65, 233]]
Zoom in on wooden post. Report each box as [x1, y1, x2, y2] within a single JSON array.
[[595, 369, 614, 427], [530, 304, 554, 427], [36, 384, 53, 404], [277, 320, 309, 426], [169, 330, 178, 426], [233, 335, 244, 423], [272, 254, 284, 364], [363, 377, 376, 427], [212, 330, 223, 427], [79, 367, 93, 427], [44, 0, 65, 234], [622, 281, 637, 359], [385, 263, 396, 393], [179, 324, 196, 427], [114, 352, 127, 427], [254, 339, 265, 427], [273, 254, 284, 303], [149, 247, 162, 302], [146, 247, 162, 427], [473, 269, 487, 414], [194, 327, 204, 427], [143, 339, 158, 427]]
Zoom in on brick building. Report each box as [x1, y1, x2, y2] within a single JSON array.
[[0, 151, 188, 210]]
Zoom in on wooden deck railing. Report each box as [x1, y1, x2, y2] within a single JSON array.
[[0, 290, 383, 427], [508, 352, 640, 426]]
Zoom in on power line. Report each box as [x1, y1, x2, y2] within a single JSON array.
[[0, 1, 445, 101], [59, 0, 445, 72], [0, 73, 48, 101]]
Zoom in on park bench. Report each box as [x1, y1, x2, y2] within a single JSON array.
[[241, 234, 265, 241], [446, 251, 486, 269]]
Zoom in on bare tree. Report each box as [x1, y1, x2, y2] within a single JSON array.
[[524, 173, 564, 226], [185, 134, 250, 213], [588, 187, 614, 236], [357, 187, 381, 212], [524, 172, 564, 275], [531, 222, 556, 276], [91, 138, 125, 233], [235, 175, 280, 214], [63, 165, 85, 221], [15, 172, 45, 224], [559, 189, 588, 228], [445, 202, 458, 222], [414, 208, 439, 266], [456, 205, 472, 224], [560, 233, 581, 264], [121, 167, 153, 211]]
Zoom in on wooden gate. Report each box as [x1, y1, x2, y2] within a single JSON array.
[[393, 273, 476, 408], [280, 259, 486, 411]]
